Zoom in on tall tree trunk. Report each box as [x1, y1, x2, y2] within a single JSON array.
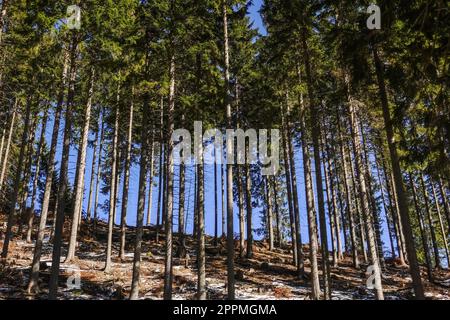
[[66, 68, 95, 262], [129, 91, 149, 300], [345, 74, 384, 299], [163, 55, 176, 300], [299, 106, 321, 300], [325, 135, 343, 261], [26, 110, 49, 243], [286, 95, 304, 275], [86, 111, 101, 223], [264, 177, 274, 251], [104, 82, 121, 272], [221, 162, 226, 237], [156, 97, 164, 243], [375, 154, 396, 259], [237, 166, 245, 258], [430, 179, 450, 267], [409, 174, 433, 282], [348, 145, 368, 263], [1, 97, 31, 258], [86, 131, 98, 224], [48, 39, 78, 299], [18, 113, 38, 236], [214, 149, 218, 246], [27, 54, 69, 293], [322, 141, 337, 267], [146, 126, 155, 226], [223, 0, 235, 300], [300, 33, 331, 299], [419, 173, 441, 269], [337, 111, 359, 268], [93, 120, 105, 232], [119, 88, 134, 260], [373, 47, 424, 299], [0, 102, 16, 191], [437, 176, 450, 232], [244, 154, 253, 259], [272, 178, 282, 247], [0, 128, 5, 175], [281, 110, 298, 267], [196, 154, 206, 300]]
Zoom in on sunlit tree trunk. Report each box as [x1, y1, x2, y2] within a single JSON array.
[[130, 90, 149, 300], [26, 110, 49, 243], [163, 55, 176, 300], [373, 47, 424, 299], [1, 97, 31, 258], [27, 54, 69, 293], [223, 0, 235, 300], [93, 120, 105, 232], [104, 81, 121, 272], [409, 174, 433, 282], [49, 38, 78, 299], [66, 68, 95, 262], [119, 89, 134, 260]]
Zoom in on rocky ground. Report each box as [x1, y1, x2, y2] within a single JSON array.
[[0, 213, 449, 300]]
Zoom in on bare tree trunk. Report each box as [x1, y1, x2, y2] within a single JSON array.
[[86, 113, 101, 223], [93, 120, 105, 232], [146, 127, 155, 226], [430, 179, 450, 267], [18, 113, 38, 236], [264, 177, 274, 251], [0, 103, 16, 191], [375, 154, 396, 259], [272, 178, 282, 247], [0, 128, 5, 175], [237, 166, 245, 258], [325, 135, 343, 261], [286, 96, 304, 275], [66, 68, 95, 262], [322, 141, 337, 267], [437, 176, 450, 232], [281, 111, 298, 267], [223, 0, 235, 300], [348, 145, 368, 263], [299, 108, 321, 300], [163, 55, 176, 300], [221, 163, 225, 237], [119, 89, 134, 260], [48, 39, 78, 299], [196, 154, 206, 300], [104, 82, 121, 272], [419, 173, 441, 268], [156, 97, 164, 242], [1, 97, 31, 258], [214, 150, 218, 246], [27, 54, 69, 293], [409, 174, 433, 282], [129, 92, 149, 300], [244, 155, 253, 259], [26, 110, 49, 242], [301, 34, 331, 299], [345, 75, 383, 299], [337, 111, 359, 268], [373, 47, 424, 299]]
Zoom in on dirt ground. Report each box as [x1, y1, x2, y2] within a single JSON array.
[[0, 213, 449, 300]]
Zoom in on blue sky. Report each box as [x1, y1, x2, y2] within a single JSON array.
[[31, 0, 398, 258]]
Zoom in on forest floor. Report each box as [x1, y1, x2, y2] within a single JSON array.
[[0, 212, 449, 300]]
